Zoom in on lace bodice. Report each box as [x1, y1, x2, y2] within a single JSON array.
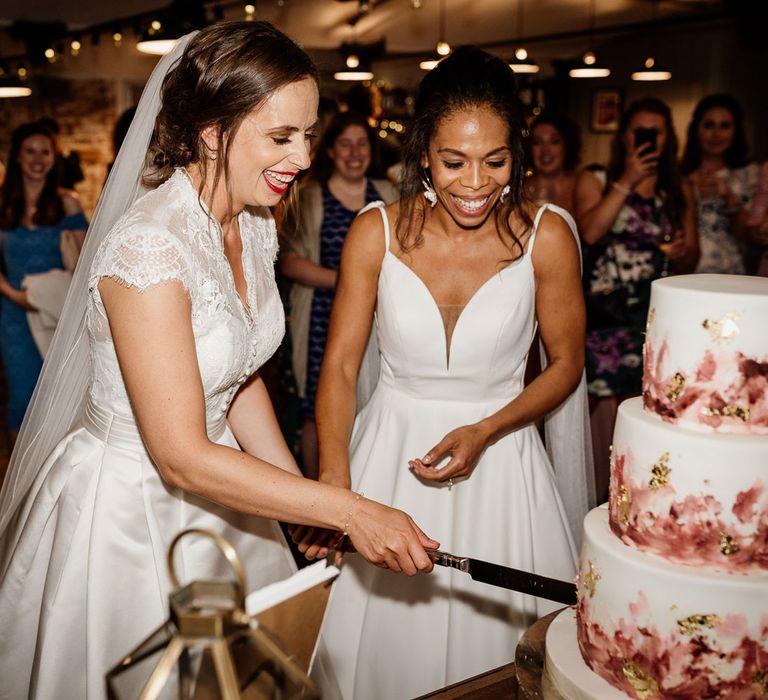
[[86, 169, 284, 429]]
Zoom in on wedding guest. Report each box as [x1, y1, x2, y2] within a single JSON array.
[[0, 22, 436, 699], [279, 112, 397, 476], [0, 121, 87, 440], [303, 46, 594, 699], [525, 111, 582, 214], [680, 93, 761, 274], [574, 97, 697, 500]]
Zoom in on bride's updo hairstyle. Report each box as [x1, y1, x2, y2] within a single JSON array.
[[396, 46, 530, 255], [145, 20, 317, 209]]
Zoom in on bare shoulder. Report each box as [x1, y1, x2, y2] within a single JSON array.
[[344, 202, 396, 263], [59, 189, 83, 215], [531, 209, 581, 272]]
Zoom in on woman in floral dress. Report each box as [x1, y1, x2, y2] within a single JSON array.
[[574, 97, 698, 500], [680, 94, 760, 274]]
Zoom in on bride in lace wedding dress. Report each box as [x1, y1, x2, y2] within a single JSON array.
[[0, 22, 436, 699]]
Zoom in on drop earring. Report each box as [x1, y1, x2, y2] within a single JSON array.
[[422, 176, 437, 207], [500, 184, 511, 202], [209, 151, 218, 161]]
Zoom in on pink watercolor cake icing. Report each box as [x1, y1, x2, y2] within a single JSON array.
[[544, 275, 768, 700], [642, 274, 768, 435]]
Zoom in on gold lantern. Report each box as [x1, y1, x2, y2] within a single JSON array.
[[106, 528, 320, 699]]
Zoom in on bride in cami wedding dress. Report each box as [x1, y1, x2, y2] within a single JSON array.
[[310, 47, 595, 699]]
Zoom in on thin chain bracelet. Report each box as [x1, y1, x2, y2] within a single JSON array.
[[342, 491, 364, 537]]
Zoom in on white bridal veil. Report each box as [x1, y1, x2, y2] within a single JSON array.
[[0, 35, 195, 555]]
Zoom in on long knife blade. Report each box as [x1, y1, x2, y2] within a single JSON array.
[[429, 551, 577, 606]]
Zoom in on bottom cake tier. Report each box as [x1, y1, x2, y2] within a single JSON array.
[[575, 506, 768, 699], [544, 608, 628, 700]]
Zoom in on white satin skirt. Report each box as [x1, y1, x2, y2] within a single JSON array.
[[0, 400, 295, 700]]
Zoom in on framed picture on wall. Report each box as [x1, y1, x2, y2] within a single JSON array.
[[591, 89, 622, 132]]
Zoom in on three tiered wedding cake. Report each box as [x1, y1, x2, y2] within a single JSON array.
[[544, 274, 768, 699]]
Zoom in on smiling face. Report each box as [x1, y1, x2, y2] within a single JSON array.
[[17, 134, 56, 184], [211, 77, 319, 211], [697, 106, 735, 159], [422, 105, 512, 229], [531, 123, 566, 176], [329, 124, 371, 183]]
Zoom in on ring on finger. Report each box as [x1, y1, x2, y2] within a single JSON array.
[[448, 478, 454, 490]]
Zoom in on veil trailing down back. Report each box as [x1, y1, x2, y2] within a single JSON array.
[[0, 40, 193, 540]]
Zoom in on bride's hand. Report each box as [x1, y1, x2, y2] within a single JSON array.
[[347, 498, 439, 575], [288, 525, 339, 560], [408, 423, 489, 485]]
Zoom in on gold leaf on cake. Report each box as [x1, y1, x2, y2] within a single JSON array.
[[648, 453, 671, 490], [754, 669, 767, 696], [622, 660, 659, 699], [646, 307, 656, 331], [701, 404, 750, 422], [618, 485, 631, 526], [702, 312, 740, 342], [582, 560, 601, 598], [665, 372, 686, 402], [719, 532, 741, 556], [676, 614, 721, 636]]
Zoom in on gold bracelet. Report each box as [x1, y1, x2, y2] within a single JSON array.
[[342, 491, 364, 537], [611, 181, 631, 196]]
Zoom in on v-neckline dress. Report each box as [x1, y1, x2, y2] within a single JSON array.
[[313, 203, 578, 700]]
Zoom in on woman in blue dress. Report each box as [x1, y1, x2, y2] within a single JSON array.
[[280, 112, 397, 475], [0, 121, 87, 438]]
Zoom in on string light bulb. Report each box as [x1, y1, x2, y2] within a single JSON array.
[[245, 4, 256, 20], [113, 31, 123, 47], [346, 54, 360, 68], [436, 40, 451, 56], [70, 39, 81, 56]]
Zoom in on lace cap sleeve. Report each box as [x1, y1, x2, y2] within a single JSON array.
[[90, 222, 193, 294]]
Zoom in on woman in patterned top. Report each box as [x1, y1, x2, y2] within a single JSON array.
[[681, 94, 761, 274], [280, 112, 397, 477], [574, 97, 698, 500]]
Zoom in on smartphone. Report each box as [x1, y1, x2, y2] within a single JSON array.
[[634, 127, 658, 155]]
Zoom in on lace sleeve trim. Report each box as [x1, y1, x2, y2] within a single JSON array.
[[89, 225, 194, 295]]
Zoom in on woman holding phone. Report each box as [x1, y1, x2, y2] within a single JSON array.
[[574, 97, 697, 499]]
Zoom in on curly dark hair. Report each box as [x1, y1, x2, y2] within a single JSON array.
[[309, 111, 383, 183], [396, 46, 531, 255], [527, 111, 582, 173], [144, 20, 317, 217], [0, 121, 64, 231], [607, 97, 685, 229], [680, 94, 750, 175]]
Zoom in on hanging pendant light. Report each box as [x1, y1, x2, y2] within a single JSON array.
[[420, 0, 450, 70], [631, 2, 672, 81], [631, 56, 671, 81], [509, 0, 539, 74], [569, 0, 610, 78], [0, 66, 31, 98]]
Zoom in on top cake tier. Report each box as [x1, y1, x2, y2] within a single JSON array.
[[642, 274, 768, 434]]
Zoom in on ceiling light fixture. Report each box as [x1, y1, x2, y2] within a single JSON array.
[[509, 0, 539, 74], [0, 70, 31, 98], [421, 0, 450, 70], [631, 1, 672, 81], [569, 0, 610, 78]]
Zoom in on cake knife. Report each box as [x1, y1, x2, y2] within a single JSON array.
[[428, 551, 577, 606]]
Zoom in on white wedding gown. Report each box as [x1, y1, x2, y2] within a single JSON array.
[[0, 170, 296, 699], [314, 203, 578, 700]]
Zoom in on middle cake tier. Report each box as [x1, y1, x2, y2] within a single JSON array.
[[609, 397, 768, 573]]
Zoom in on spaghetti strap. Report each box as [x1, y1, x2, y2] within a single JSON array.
[[526, 204, 547, 256], [359, 200, 390, 251]]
